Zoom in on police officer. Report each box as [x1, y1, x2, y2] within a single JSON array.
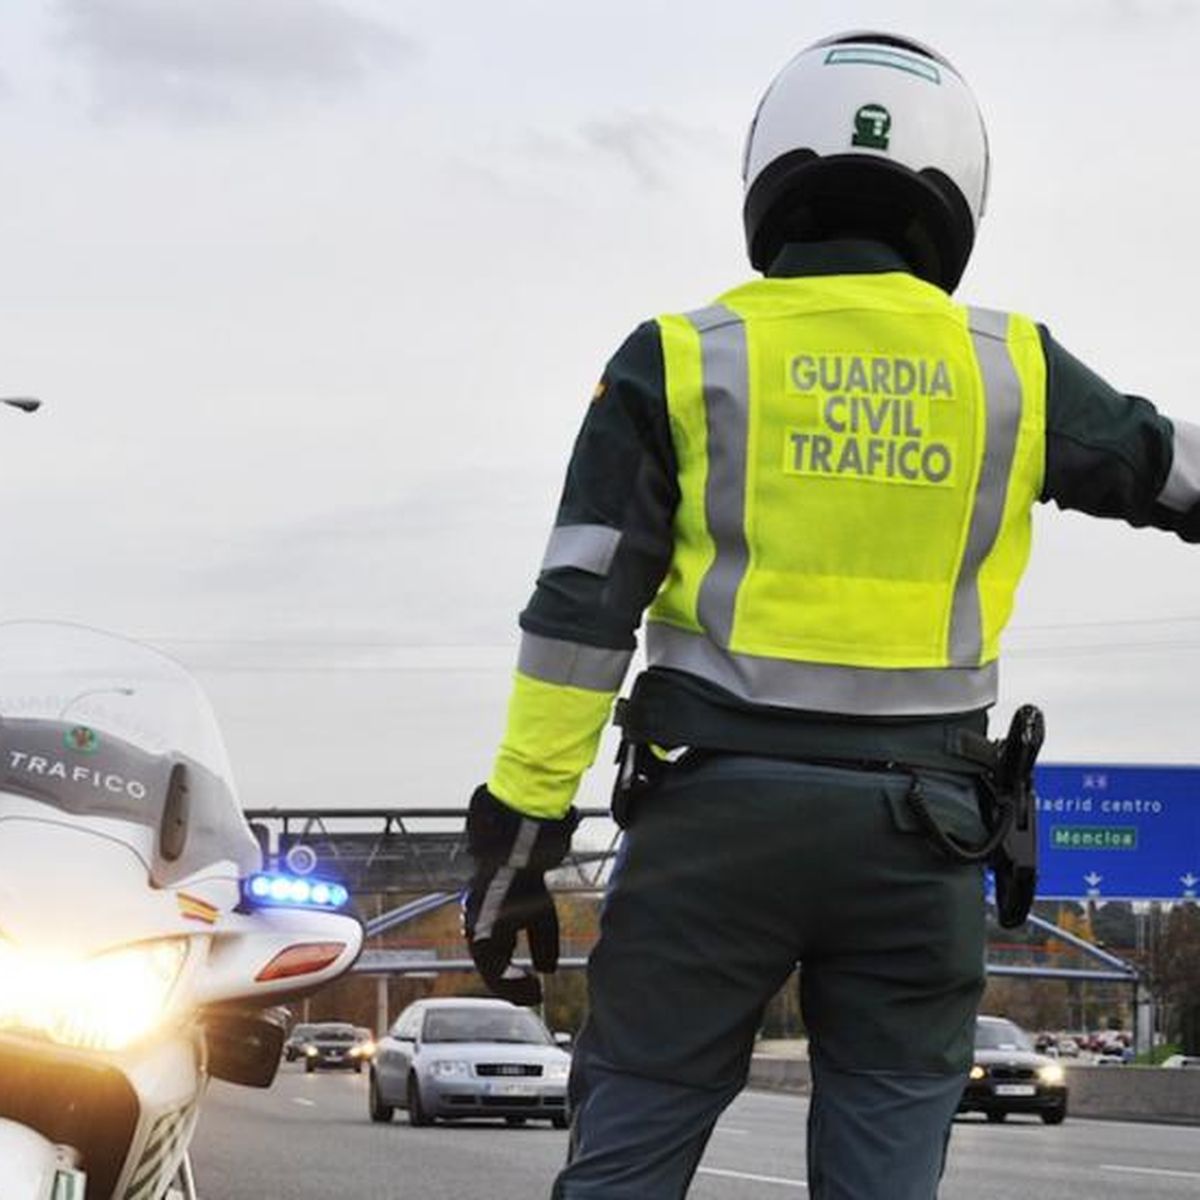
[[463, 31, 1200, 1200]]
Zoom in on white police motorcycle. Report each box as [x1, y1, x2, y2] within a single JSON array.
[[0, 622, 363, 1199]]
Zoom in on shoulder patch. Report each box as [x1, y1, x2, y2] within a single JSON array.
[[592, 379, 608, 403]]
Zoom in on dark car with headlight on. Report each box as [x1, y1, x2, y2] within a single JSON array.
[[959, 1014, 1068, 1124], [299, 1022, 374, 1073], [368, 997, 570, 1127]]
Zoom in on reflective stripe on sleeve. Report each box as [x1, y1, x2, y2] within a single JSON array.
[[517, 632, 632, 692], [540, 523, 623, 576], [1158, 418, 1200, 512], [949, 308, 1024, 666], [646, 622, 998, 715]]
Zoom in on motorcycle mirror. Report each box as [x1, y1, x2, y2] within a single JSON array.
[[159, 763, 190, 863], [204, 1005, 289, 1089], [1, 397, 40, 413]]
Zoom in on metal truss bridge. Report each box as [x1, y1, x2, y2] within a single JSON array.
[[243, 806, 619, 898], [244, 806, 1142, 996]]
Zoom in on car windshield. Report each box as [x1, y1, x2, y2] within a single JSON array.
[[314, 1026, 357, 1042], [975, 1020, 1034, 1051], [290, 1025, 317, 1040], [422, 1008, 552, 1045], [0, 622, 260, 884]]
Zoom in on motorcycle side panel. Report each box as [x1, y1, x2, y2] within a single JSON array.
[[0, 1118, 67, 1200]]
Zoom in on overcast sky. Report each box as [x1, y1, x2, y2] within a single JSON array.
[[1, 0, 1198, 815]]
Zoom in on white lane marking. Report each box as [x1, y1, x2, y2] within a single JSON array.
[[697, 1167, 806, 1189], [293, 1098, 317, 1107], [713, 1126, 750, 1136], [738, 1090, 810, 1106], [1101, 1164, 1200, 1181]]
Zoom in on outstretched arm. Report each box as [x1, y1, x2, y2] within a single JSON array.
[[1040, 328, 1200, 540]]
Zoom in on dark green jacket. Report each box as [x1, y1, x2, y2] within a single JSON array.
[[514, 239, 1200, 764]]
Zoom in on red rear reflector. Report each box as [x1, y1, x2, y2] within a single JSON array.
[[256, 942, 346, 982]]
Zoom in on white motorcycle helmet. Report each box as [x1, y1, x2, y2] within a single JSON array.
[[743, 32, 989, 292]]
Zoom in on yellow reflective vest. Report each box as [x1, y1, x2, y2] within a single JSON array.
[[648, 271, 1046, 716]]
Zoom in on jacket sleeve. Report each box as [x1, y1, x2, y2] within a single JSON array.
[[487, 321, 679, 818], [1040, 327, 1200, 541]]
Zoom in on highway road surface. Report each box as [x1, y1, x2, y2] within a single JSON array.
[[191, 1062, 1200, 1198]]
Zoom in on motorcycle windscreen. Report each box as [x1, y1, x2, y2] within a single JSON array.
[[0, 621, 261, 883]]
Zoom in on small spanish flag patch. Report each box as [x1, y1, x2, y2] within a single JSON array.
[[177, 893, 218, 924], [592, 378, 607, 403]]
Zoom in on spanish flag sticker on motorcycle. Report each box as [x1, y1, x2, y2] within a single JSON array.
[[177, 893, 218, 924]]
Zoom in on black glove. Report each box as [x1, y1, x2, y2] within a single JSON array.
[[462, 784, 579, 1007]]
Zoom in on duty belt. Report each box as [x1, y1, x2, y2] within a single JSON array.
[[612, 695, 1044, 929]]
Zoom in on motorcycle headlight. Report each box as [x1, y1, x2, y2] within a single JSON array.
[[1038, 1063, 1065, 1086], [430, 1060, 470, 1078], [0, 936, 187, 1052]]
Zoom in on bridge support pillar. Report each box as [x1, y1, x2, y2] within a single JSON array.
[[376, 975, 389, 1038]]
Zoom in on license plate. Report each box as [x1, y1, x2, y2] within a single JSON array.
[[494, 1083, 536, 1097], [994, 1084, 1036, 1096]]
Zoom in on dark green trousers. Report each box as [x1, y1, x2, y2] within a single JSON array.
[[553, 755, 987, 1199]]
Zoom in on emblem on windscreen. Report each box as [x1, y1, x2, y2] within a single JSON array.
[[65, 726, 99, 754], [852, 104, 891, 150]]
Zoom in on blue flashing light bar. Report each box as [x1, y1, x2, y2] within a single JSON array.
[[243, 873, 350, 911]]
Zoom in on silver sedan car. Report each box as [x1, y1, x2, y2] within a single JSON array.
[[369, 997, 571, 1128]]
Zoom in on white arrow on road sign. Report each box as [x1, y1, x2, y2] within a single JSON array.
[[1182, 872, 1198, 897], [1084, 872, 1102, 887]]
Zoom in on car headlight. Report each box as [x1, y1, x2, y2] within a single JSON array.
[[430, 1060, 470, 1078], [351, 1040, 376, 1058], [304, 1044, 319, 1056], [968, 1065, 985, 1081], [1038, 1063, 1065, 1085], [0, 936, 187, 1052], [545, 1062, 570, 1082]]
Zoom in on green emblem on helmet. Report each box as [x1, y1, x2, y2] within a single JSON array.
[[65, 726, 99, 754], [852, 104, 891, 150]]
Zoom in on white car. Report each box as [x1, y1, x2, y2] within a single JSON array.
[[1160, 1054, 1200, 1069], [369, 997, 571, 1128]]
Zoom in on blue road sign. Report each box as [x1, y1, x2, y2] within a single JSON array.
[[1028, 764, 1200, 901]]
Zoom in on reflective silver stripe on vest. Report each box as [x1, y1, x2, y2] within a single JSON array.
[[687, 305, 751, 646], [517, 632, 631, 692], [540, 523, 623, 576], [646, 622, 999, 716], [1158, 418, 1200, 512], [949, 307, 1025, 666]]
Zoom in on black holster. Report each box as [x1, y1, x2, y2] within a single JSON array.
[[987, 704, 1044, 929], [901, 704, 1043, 927], [611, 738, 667, 830]]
